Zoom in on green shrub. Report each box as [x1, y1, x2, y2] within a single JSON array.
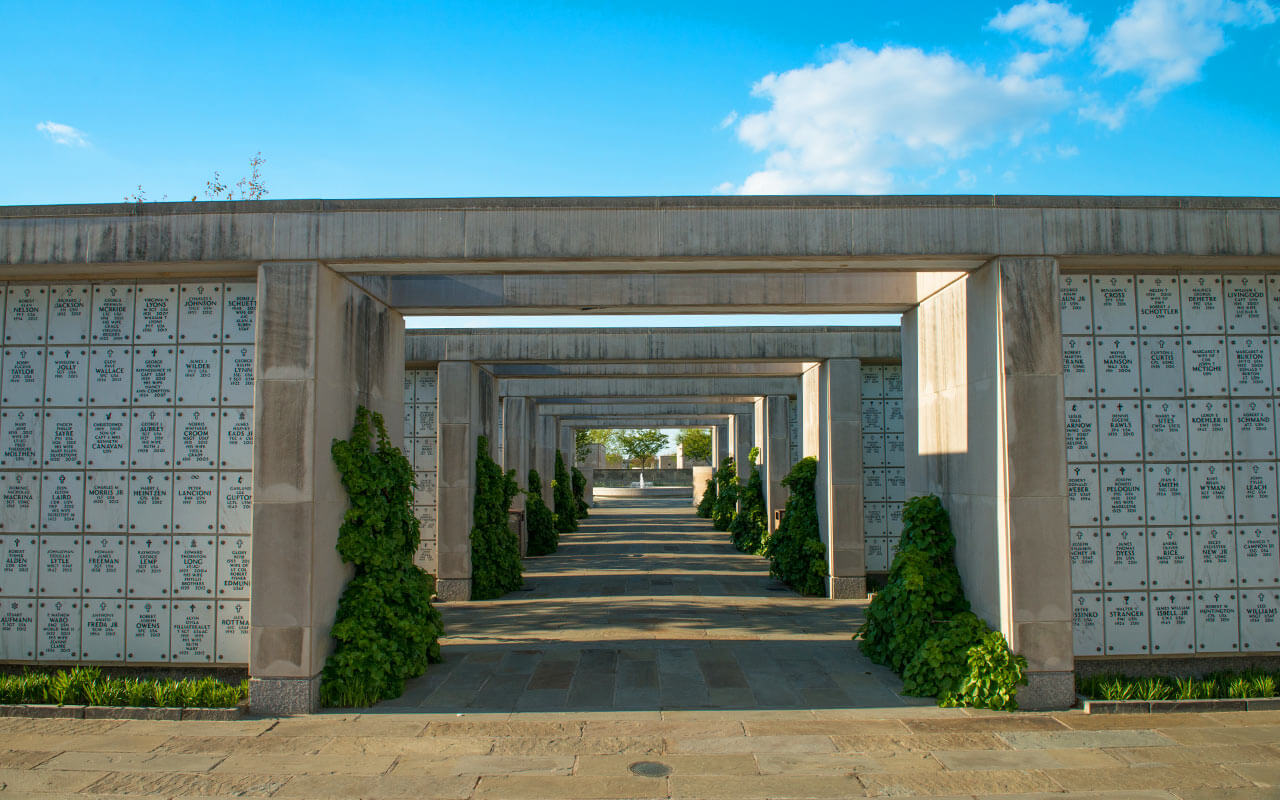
[[901, 611, 988, 698], [941, 630, 1028, 711], [696, 473, 716, 518], [1078, 670, 1280, 701], [0, 668, 247, 707], [572, 466, 589, 518], [729, 458, 767, 554], [320, 407, 444, 707], [763, 457, 826, 596], [525, 469, 558, 556], [469, 436, 523, 600], [711, 457, 739, 531], [553, 451, 577, 533]]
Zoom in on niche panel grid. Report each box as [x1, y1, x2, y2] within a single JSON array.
[[861, 364, 905, 572], [1063, 274, 1280, 658], [0, 281, 255, 665], [404, 369, 438, 575]]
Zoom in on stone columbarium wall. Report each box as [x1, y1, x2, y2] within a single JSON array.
[[1063, 274, 1280, 658], [0, 281, 255, 665], [403, 369, 438, 574], [861, 364, 905, 572]]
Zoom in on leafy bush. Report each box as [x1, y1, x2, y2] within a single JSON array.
[[696, 473, 716, 518], [711, 457, 739, 531], [764, 457, 826, 596], [553, 451, 577, 533], [469, 436, 523, 600], [320, 407, 444, 707], [941, 630, 1028, 711], [525, 469, 558, 556], [901, 611, 988, 698], [572, 466, 589, 518], [729, 459, 767, 554], [0, 667, 247, 707]]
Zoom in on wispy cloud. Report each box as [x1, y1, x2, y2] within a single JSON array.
[[36, 121, 89, 147], [990, 0, 1089, 48]]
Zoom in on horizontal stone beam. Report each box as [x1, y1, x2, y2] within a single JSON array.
[[557, 418, 729, 429], [488, 362, 812, 377], [499, 376, 798, 399], [534, 402, 754, 417]]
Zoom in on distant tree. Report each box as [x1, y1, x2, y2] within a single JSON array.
[[578, 429, 619, 463], [618, 429, 668, 469], [676, 428, 712, 463]]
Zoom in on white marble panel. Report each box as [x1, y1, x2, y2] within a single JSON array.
[[412, 437, 437, 472], [132, 284, 179, 343], [1072, 592, 1105, 656], [1136, 275, 1182, 334], [1240, 590, 1280, 651], [1098, 401, 1142, 461], [220, 346, 254, 406], [176, 346, 220, 405], [414, 403, 437, 437], [80, 599, 124, 661], [88, 347, 132, 406], [85, 409, 128, 470], [127, 537, 170, 597], [2, 347, 45, 406], [178, 283, 223, 343], [37, 599, 79, 660], [1191, 462, 1235, 523], [1193, 526, 1238, 586], [35, 535, 79, 596], [91, 284, 135, 343], [883, 366, 903, 398], [129, 472, 172, 533], [126, 599, 169, 661], [46, 284, 90, 344], [218, 473, 251, 534], [0, 409, 42, 468], [40, 472, 83, 532], [0, 535, 37, 595], [1100, 465, 1145, 526], [1150, 592, 1196, 655], [861, 434, 886, 468], [44, 347, 88, 406], [863, 502, 889, 537], [1225, 274, 1270, 334], [863, 468, 887, 503], [1145, 464, 1189, 525], [84, 471, 128, 532], [42, 409, 85, 468], [1228, 336, 1273, 397], [416, 506, 436, 539], [217, 536, 250, 598], [413, 472, 437, 506], [0, 599, 36, 659], [1236, 527, 1280, 586], [1068, 464, 1100, 525], [860, 366, 884, 399], [171, 537, 216, 598], [1103, 528, 1148, 589], [414, 370, 437, 403], [1188, 401, 1232, 460], [81, 536, 125, 597], [1139, 337, 1184, 396], [1148, 527, 1193, 589], [1143, 401, 1188, 461], [1195, 591, 1240, 652], [1060, 275, 1094, 334], [0, 472, 40, 532], [885, 468, 905, 501], [174, 409, 217, 469], [885, 433, 905, 467], [1070, 528, 1102, 590], [1180, 275, 1225, 333], [860, 400, 884, 433], [170, 601, 215, 662], [1184, 336, 1228, 395], [1095, 338, 1140, 396], [4, 286, 47, 344], [887, 537, 900, 563], [1234, 462, 1279, 524], [403, 372, 416, 404], [220, 283, 257, 343], [1232, 399, 1276, 459], [172, 473, 217, 535], [216, 600, 249, 663], [865, 537, 889, 572], [887, 502, 904, 533], [218, 408, 252, 469], [130, 409, 173, 469], [1270, 276, 1280, 334], [411, 535, 436, 573], [402, 406, 413, 436], [1062, 337, 1095, 398], [1104, 592, 1149, 654], [884, 399, 904, 433], [1091, 275, 1137, 333], [131, 347, 176, 405]]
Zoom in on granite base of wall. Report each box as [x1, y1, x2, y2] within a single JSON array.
[[248, 675, 320, 715], [829, 576, 867, 599], [1018, 671, 1077, 710], [434, 578, 472, 602]]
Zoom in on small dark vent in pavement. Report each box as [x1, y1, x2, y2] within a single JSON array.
[[629, 761, 672, 778]]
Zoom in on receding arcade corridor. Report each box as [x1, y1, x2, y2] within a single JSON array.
[[384, 499, 910, 712]]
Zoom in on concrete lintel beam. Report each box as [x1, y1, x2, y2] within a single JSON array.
[[486, 362, 814, 378], [498, 376, 799, 399]]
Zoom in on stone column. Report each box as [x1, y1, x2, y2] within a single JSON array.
[[903, 257, 1072, 709], [250, 262, 403, 715], [502, 397, 530, 554], [559, 423, 575, 471], [536, 413, 557, 507], [710, 425, 721, 469], [435, 361, 481, 602], [764, 395, 791, 532], [816, 359, 864, 598], [733, 413, 753, 486], [716, 423, 731, 466]]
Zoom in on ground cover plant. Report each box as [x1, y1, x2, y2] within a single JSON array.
[[729, 448, 767, 554], [0, 667, 246, 707], [525, 468, 558, 556], [469, 436, 523, 599], [554, 451, 578, 533], [1078, 670, 1280, 700], [711, 457, 738, 531], [763, 457, 827, 596], [320, 407, 444, 707]]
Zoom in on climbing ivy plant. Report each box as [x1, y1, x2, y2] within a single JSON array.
[[572, 466, 589, 518], [729, 451, 767, 554], [525, 468, 558, 556], [470, 436, 523, 599], [711, 457, 738, 531], [320, 406, 443, 707], [763, 457, 826, 596], [553, 450, 577, 533]]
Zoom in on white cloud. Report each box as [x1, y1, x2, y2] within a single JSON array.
[[990, 0, 1090, 48], [956, 169, 978, 187], [729, 44, 1071, 194], [1057, 143, 1080, 157], [36, 121, 89, 147], [1096, 0, 1277, 103], [718, 111, 739, 129]]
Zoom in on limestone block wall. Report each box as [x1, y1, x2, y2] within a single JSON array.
[[403, 369, 438, 574], [0, 280, 255, 665], [861, 364, 906, 571], [1062, 274, 1280, 658]]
